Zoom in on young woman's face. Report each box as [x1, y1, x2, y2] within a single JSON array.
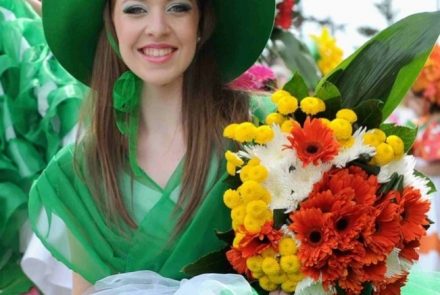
[[113, 0, 200, 87]]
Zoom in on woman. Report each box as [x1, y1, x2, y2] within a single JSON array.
[[28, 0, 276, 294]]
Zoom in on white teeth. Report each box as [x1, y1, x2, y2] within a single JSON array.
[[142, 48, 174, 57]]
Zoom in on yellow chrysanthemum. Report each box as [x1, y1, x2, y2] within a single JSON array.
[[240, 164, 268, 183], [259, 276, 278, 292], [281, 119, 300, 133], [371, 128, 387, 142], [251, 271, 265, 279], [234, 122, 257, 143], [268, 272, 288, 284], [247, 158, 261, 166], [246, 200, 268, 219], [223, 189, 241, 209], [246, 256, 264, 273], [386, 135, 404, 158], [226, 162, 236, 176], [231, 205, 246, 224], [280, 255, 300, 274], [311, 27, 343, 75], [271, 89, 291, 103], [255, 125, 275, 144], [262, 257, 281, 275], [329, 118, 352, 140], [225, 151, 244, 166], [320, 117, 331, 126], [363, 132, 382, 147], [300, 96, 326, 115], [223, 123, 238, 139], [336, 108, 357, 123], [339, 136, 355, 148], [261, 247, 277, 258], [281, 279, 298, 293], [232, 232, 245, 248], [374, 142, 395, 166], [265, 112, 285, 125], [279, 237, 297, 256], [277, 95, 299, 115], [238, 180, 269, 203], [244, 215, 263, 234]]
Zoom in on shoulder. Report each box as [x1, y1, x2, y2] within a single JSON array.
[[249, 93, 276, 123]]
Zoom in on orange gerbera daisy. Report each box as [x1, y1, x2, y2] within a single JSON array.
[[239, 221, 282, 258], [286, 117, 340, 166], [399, 187, 430, 242], [399, 239, 421, 263], [226, 248, 248, 274], [363, 200, 400, 255], [290, 208, 336, 270]]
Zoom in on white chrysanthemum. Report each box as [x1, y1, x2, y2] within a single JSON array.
[[295, 277, 334, 295], [377, 155, 416, 183], [404, 173, 432, 200], [280, 225, 296, 238], [385, 248, 405, 278], [332, 128, 375, 168]]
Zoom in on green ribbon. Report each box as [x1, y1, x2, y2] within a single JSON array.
[[112, 71, 141, 135]]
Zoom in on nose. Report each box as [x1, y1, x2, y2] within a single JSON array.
[[144, 9, 170, 38]]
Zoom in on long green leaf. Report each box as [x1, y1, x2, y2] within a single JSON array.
[[182, 248, 234, 276], [318, 12, 440, 119]]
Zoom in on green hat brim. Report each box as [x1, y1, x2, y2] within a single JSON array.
[[42, 0, 275, 85]]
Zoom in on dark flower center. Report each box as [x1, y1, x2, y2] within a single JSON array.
[[309, 230, 322, 244], [306, 144, 320, 154], [336, 217, 349, 231]]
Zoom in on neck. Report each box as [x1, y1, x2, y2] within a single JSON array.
[[139, 77, 184, 136]]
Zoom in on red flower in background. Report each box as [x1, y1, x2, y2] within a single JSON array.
[[275, 0, 295, 30]]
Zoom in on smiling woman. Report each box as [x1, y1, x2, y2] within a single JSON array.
[[28, 0, 276, 294]]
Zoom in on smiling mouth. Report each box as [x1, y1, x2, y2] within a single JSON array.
[[140, 48, 177, 57]]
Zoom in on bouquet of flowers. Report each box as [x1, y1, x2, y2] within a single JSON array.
[[184, 11, 440, 295]]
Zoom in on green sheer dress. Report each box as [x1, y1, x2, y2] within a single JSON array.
[[27, 95, 276, 285]]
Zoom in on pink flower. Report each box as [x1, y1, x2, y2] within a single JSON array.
[[228, 64, 276, 91]]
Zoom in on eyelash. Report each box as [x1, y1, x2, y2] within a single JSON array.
[[123, 3, 192, 15]]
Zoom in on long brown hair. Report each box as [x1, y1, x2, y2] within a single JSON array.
[[77, 0, 250, 234]]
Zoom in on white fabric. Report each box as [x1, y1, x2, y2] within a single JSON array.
[[84, 271, 255, 295]]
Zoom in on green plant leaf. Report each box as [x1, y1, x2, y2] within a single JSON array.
[[215, 230, 235, 245], [414, 170, 437, 194], [271, 29, 320, 90], [353, 99, 384, 129], [283, 72, 309, 99], [315, 81, 342, 119], [182, 248, 234, 276], [380, 123, 418, 152], [317, 12, 440, 119]]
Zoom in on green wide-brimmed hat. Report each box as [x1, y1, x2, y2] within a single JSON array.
[[42, 0, 275, 85]]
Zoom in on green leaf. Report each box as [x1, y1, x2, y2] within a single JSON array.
[[353, 99, 384, 129], [414, 170, 437, 194], [215, 230, 235, 245], [283, 72, 309, 99], [361, 283, 373, 295], [380, 123, 418, 152], [182, 248, 234, 276], [271, 29, 320, 90], [273, 209, 289, 229], [315, 81, 342, 119], [317, 12, 440, 119], [377, 173, 404, 197]]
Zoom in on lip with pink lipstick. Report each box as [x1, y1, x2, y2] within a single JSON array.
[[138, 44, 178, 64]]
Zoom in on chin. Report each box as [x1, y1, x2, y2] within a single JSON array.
[[139, 73, 184, 88]]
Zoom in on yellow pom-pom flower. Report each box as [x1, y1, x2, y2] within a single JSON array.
[[336, 108, 357, 123], [244, 215, 263, 234], [259, 276, 278, 292], [233, 232, 245, 248], [363, 132, 382, 147], [279, 237, 297, 256], [246, 256, 264, 273], [374, 142, 395, 166], [262, 257, 281, 275], [225, 151, 244, 166], [246, 200, 268, 219], [280, 255, 300, 274], [234, 122, 257, 143], [223, 189, 241, 209], [226, 162, 237, 176], [238, 180, 267, 203], [339, 136, 355, 148], [329, 118, 352, 140], [281, 279, 298, 293], [231, 205, 246, 224], [386, 135, 404, 158], [268, 272, 288, 284], [271, 89, 291, 103], [265, 112, 285, 125], [223, 123, 238, 139], [251, 271, 265, 279], [277, 96, 299, 115], [300, 96, 326, 115], [249, 165, 268, 183], [255, 126, 275, 144], [247, 158, 261, 166], [371, 128, 387, 142], [261, 247, 277, 258], [281, 119, 300, 133]]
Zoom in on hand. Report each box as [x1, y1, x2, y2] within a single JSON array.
[[25, 0, 42, 16], [269, 291, 290, 295]]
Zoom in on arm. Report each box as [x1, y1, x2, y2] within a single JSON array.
[[73, 272, 92, 295]]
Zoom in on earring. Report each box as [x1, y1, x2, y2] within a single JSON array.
[[197, 36, 201, 43]]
